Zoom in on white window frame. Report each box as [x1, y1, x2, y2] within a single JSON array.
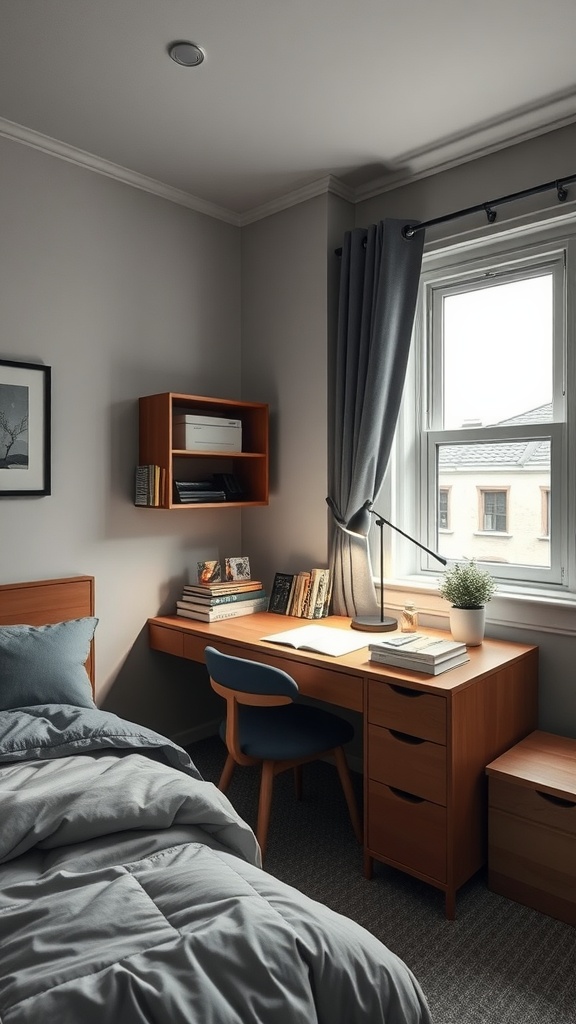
[[386, 214, 576, 599]]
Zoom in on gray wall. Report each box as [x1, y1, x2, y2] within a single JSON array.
[[0, 135, 242, 741], [241, 195, 334, 584]]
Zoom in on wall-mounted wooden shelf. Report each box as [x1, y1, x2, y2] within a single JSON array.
[[138, 392, 269, 509]]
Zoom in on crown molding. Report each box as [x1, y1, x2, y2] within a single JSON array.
[[0, 117, 241, 226], [2, 94, 576, 227], [354, 97, 576, 204], [238, 174, 355, 226]]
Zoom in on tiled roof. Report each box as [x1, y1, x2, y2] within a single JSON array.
[[439, 404, 552, 469]]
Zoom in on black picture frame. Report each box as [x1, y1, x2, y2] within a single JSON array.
[[0, 358, 51, 497]]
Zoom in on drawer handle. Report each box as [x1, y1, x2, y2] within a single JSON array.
[[389, 729, 425, 745], [536, 790, 576, 809], [390, 684, 423, 698], [389, 786, 425, 804]]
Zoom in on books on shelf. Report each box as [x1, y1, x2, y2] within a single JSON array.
[[172, 475, 244, 504], [174, 481, 226, 504], [135, 465, 164, 507], [176, 596, 269, 622], [368, 634, 470, 674], [267, 567, 331, 618], [262, 624, 370, 657]]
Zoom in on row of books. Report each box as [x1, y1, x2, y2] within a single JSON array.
[[368, 634, 470, 675], [268, 568, 331, 619], [135, 464, 165, 507], [176, 577, 268, 622]]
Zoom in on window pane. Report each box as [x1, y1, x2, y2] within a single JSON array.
[[442, 275, 553, 430], [482, 490, 507, 532], [439, 489, 449, 530], [436, 439, 551, 567]]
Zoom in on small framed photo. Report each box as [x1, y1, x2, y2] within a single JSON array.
[[0, 359, 51, 496], [197, 560, 222, 584], [225, 556, 251, 581]]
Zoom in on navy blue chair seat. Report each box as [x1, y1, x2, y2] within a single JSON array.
[[205, 645, 362, 860], [219, 702, 355, 761]]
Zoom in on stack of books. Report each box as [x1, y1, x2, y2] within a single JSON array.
[[368, 634, 470, 675], [176, 578, 268, 622], [268, 568, 332, 618], [173, 480, 227, 504]]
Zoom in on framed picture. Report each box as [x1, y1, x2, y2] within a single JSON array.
[[225, 555, 251, 581], [197, 559, 222, 584], [0, 359, 51, 496]]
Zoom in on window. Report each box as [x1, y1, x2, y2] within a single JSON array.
[[391, 218, 576, 593], [480, 489, 507, 533], [439, 488, 450, 530], [541, 487, 550, 539]]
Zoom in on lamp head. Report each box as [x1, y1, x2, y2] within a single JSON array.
[[343, 500, 373, 538]]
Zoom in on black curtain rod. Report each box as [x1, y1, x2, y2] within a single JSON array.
[[403, 173, 576, 238], [335, 173, 576, 254]]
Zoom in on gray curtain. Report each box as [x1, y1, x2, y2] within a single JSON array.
[[327, 218, 425, 616]]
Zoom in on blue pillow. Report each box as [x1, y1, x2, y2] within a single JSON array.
[[0, 617, 98, 710]]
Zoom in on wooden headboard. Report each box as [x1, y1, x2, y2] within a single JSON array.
[[0, 576, 96, 691]]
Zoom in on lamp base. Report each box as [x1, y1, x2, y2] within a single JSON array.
[[350, 615, 398, 632]]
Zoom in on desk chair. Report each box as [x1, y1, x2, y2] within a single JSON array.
[[204, 645, 363, 860]]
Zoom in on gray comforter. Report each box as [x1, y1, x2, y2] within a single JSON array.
[[0, 706, 432, 1024]]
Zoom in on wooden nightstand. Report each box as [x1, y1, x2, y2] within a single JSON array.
[[486, 731, 576, 924]]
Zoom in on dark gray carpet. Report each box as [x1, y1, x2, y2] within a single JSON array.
[[187, 734, 576, 1024]]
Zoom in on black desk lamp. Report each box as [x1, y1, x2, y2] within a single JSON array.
[[327, 497, 447, 632]]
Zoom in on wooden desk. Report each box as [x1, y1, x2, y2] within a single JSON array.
[[149, 611, 538, 918]]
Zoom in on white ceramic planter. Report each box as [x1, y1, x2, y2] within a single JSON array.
[[449, 606, 486, 646]]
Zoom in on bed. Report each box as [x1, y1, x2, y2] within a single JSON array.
[[0, 575, 432, 1024]]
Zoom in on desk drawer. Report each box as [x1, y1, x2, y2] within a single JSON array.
[[368, 724, 446, 805], [149, 623, 184, 658], [368, 779, 447, 883], [489, 807, 576, 923], [191, 638, 362, 712], [368, 680, 446, 744], [489, 778, 576, 837]]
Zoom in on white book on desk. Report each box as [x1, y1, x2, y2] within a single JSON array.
[[262, 624, 379, 657], [368, 634, 467, 664], [369, 649, 470, 674]]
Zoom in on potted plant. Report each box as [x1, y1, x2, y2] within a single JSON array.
[[438, 560, 497, 646]]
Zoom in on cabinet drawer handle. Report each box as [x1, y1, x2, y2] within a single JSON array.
[[389, 786, 425, 803], [389, 729, 425, 745], [536, 790, 576, 809], [389, 684, 423, 698]]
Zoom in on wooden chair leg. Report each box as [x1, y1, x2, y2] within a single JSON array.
[[218, 753, 236, 793], [293, 764, 303, 801], [256, 760, 275, 861], [333, 746, 363, 844]]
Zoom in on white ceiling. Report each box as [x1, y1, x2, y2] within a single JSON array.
[[1, 0, 576, 223]]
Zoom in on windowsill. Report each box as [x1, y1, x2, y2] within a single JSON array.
[[380, 575, 576, 637], [472, 531, 512, 538]]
